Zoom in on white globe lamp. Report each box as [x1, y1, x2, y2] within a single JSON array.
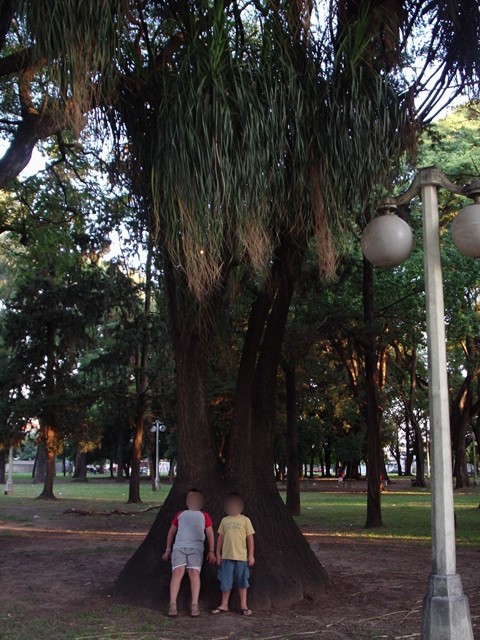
[[361, 214, 414, 267], [451, 201, 480, 258]]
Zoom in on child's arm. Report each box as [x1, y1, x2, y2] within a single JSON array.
[[205, 525, 216, 564], [246, 534, 255, 566], [216, 533, 224, 566], [161, 525, 177, 561]]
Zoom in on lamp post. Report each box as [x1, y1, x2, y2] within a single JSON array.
[[361, 167, 478, 640], [150, 420, 166, 491], [4, 445, 13, 495]]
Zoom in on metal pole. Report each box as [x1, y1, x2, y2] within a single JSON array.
[[473, 436, 477, 487], [420, 182, 473, 640], [155, 424, 160, 491], [4, 445, 13, 495], [425, 432, 430, 479]]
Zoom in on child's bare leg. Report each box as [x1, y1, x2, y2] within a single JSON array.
[[213, 590, 230, 612], [187, 569, 201, 607], [238, 588, 252, 615], [238, 588, 248, 610], [169, 566, 186, 606]]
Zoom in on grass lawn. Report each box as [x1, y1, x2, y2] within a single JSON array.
[[2, 473, 479, 546], [293, 488, 480, 546]]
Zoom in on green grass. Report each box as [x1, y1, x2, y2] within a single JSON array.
[[2, 474, 479, 546], [290, 487, 480, 546], [1, 473, 167, 502], [0, 474, 167, 529]]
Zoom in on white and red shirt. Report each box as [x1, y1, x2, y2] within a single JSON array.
[[172, 510, 213, 550]]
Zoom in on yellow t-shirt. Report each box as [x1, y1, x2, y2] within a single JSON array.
[[218, 515, 255, 561]]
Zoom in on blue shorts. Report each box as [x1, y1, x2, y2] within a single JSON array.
[[218, 559, 250, 591]]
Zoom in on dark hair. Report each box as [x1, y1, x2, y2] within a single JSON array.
[[226, 492, 244, 502], [188, 488, 204, 497]]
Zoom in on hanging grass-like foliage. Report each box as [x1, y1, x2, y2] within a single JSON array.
[[12, 1, 415, 299], [150, 5, 411, 297], [18, 0, 128, 131]]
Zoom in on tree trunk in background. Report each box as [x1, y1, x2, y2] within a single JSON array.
[[324, 442, 332, 477], [363, 257, 382, 528], [451, 375, 472, 489], [283, 358, 301, 516], [0, 451, 5, 484], [128, 412, 144, 503], [37, 423, 56, 500], [37, 320, 57, 500], [72, 450, 88, 481], [116, 414, 127, 483], [394, 440, 402, 476], [453, 425, 470, 488], [128, 237, 153, 504], [412, 419, 426, 487], [34, 439, 47, 483]]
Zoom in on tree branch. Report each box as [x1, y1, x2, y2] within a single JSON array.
[[0, 48, 37, 78], [0, 111, 65, 188]]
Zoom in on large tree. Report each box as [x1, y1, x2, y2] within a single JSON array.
[[0, 0, 479, 609]]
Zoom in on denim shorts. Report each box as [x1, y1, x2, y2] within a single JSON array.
[[171, 546, 203, 571], [218, 559, 250, 591]]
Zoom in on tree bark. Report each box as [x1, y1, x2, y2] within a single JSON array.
[[324, 442, 332, 477], [37, 319, 57, 499], [451, 377, 472, 489], [114, 241, 327, 610], [283, 358, 301, 516], [363, 257, 383, 529], [393, 439, 403, 476], [37, 423, 57, 500], [72, 450, 88, 482], [128, 236, 154, 504], [115, 414, 127, 483], [33, 441, 47, 483]]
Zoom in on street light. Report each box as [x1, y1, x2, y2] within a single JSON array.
[[4, 445, 13, 496], [150, 420, 167, 491], [361, 167, 478, 640]]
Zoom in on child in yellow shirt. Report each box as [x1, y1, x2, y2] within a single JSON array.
[[212, 493, 255, 616]]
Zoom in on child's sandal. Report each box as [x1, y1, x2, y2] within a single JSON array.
[[168, 603, 178, 617], [191, 604, 200, 617], [241, 608, 253, 616]]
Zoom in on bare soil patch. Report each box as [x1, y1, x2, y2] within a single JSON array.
[[0, 492, 479, 640]]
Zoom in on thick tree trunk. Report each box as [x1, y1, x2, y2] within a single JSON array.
[[363, 257, 382, 529], [114, 241, 326, 610], [114, 276, 223, 607], [72, 450, 88, 482], [283, 359, 301, 516]]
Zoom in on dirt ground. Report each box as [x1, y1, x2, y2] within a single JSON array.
[[0, 484, 479, 640]]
